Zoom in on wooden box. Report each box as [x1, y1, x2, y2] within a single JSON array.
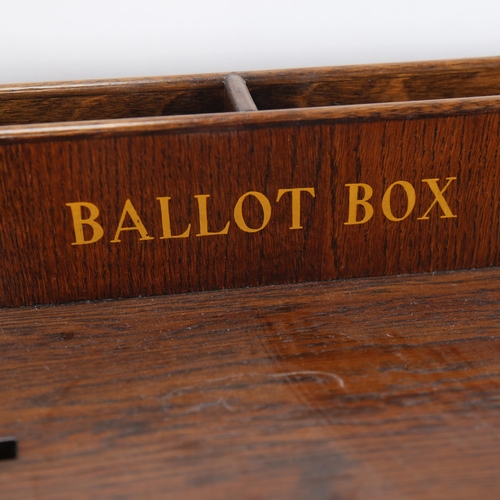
[[2, 57, 500, 307], [3, 58, 500, 498]]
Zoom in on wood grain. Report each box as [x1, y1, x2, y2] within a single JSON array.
[[2, 268, 500, 498], [1, 57, 500, 125], [0, 76, 226, 126], [246, 56, 500, 109], [3, 96, 500, 306], [2, 57, 500, 305]]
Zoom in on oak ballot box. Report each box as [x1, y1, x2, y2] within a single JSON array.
[[3, 58, 500, 497], [2, 57, 500, 307]]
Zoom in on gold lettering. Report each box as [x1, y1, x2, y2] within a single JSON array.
[[194, 194, 230, 236], [234, 191, 272, 233], [418, 177, 457, 219], [110, 199, 154, 243], [382, 181, 416, 221], [276, 187, 316, 229], [66, 202, 104, 245], [344, 183, 374, 225], [157, 197, 191, 239]]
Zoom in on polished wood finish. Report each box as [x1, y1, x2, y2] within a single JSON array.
[[2, 59, 500, 496], [3, 84, 500, 306], [1, 57, 500, 125], [2, 268, 500, 498]]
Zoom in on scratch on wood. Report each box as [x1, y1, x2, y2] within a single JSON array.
[[269, 371, 346, 388]]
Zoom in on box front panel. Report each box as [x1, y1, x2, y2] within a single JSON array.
[[1, 113, 499, 306]]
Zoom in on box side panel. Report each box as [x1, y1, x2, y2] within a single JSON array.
[[0, 113, 499, 306]]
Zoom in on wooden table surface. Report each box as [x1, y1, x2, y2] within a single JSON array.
[[2, 268, 500, 499]]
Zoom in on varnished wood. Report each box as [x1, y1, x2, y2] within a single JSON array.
[[3, 57, 500, 498], [2, 268, 500, 498], [2, 57, 500, 125], [246, 56, 500, 109], [0, 76, 226, 126], [3, 86, 500, 306]]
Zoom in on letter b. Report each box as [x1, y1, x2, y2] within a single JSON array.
[[344, 183, 374, 225], [66, 202, 104, 245]]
